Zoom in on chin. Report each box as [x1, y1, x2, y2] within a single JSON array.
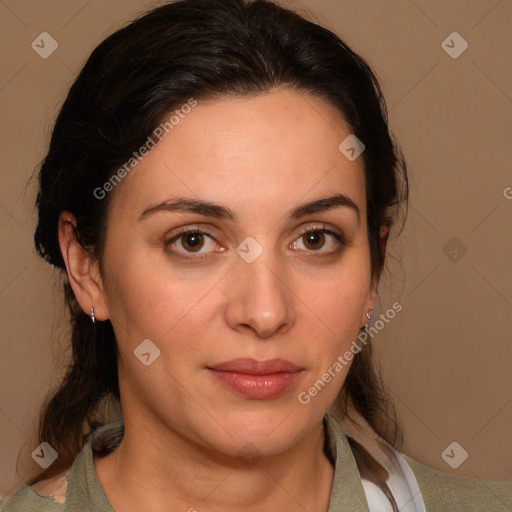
[[202, 406, 312, 457]]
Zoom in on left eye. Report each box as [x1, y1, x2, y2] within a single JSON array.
[[291, 228, 343, 252]]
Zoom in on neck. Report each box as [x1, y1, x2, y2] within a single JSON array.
[[94, 414, 335, 512]]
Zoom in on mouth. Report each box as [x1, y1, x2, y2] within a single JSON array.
[[207, 358, 304, 399]]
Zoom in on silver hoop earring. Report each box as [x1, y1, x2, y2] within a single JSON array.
[[90, 306, 96, 324]]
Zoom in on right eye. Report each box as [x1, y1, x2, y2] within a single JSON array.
[[165, 227, 226, 260]]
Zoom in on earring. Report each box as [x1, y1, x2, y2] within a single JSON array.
[[360, 306, 374, 332], [90, 306, 96, 324]]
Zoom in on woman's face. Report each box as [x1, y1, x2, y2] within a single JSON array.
[[97, 88, 377, 458]]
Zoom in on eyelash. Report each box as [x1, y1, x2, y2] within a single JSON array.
[[165, 224, 345, 261]]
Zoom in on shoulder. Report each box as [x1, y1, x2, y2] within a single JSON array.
[[402, 454, 512, 512], [1, 420, 124, 512], [0, 469, 71, 511], [31, 469, 71, 503]]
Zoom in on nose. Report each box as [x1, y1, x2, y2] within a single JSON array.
[[224, 249, 296, 339]]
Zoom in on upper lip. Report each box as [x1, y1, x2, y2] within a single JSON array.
[[208, 358, 303, 375]]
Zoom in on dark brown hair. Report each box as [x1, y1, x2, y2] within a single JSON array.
[[31, 0, 408, 483]]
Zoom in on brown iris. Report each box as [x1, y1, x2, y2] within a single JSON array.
[[180, 232, 205, 252], [302, 231, 325, 251]]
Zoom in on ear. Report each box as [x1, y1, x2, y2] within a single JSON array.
[[58, 211, 109, 321], [362, 224, 390, 325]]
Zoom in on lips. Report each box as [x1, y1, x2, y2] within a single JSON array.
[[207, 358, 304, 399], [208, 358, 303, 375]]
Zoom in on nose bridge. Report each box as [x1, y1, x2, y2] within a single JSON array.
[[224, 237, 295, 337]]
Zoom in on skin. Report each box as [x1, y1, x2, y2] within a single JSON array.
[[58, 88, 386, 511]]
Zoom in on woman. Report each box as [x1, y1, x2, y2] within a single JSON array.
[[1, 0, 510, 510]]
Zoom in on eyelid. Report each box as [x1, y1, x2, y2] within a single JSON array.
[[166, 223, 344, 241], [296, 223, 345, 242], [168, 225, 211, 237], [165, 225, 218, 243]]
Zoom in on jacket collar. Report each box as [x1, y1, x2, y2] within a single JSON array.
[[324, 414, 370, 511]]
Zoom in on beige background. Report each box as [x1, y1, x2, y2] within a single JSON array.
[[1, 0, 511, 498]]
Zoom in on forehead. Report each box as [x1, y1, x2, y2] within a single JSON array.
[[107, 89, 366, 224]]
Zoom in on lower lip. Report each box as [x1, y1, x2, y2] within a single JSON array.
[[207, 370, 303, 399]]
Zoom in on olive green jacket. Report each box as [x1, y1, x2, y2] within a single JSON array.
[[1, 415, 510, 511]]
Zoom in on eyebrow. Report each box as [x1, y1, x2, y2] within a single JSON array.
[[138, 193, 361, 224]]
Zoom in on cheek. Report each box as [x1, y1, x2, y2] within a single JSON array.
[[300, 257, 370, 338], [103, 246, 222, 358], [294, 252, 371, 396], [103, 257, 219, 413]]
